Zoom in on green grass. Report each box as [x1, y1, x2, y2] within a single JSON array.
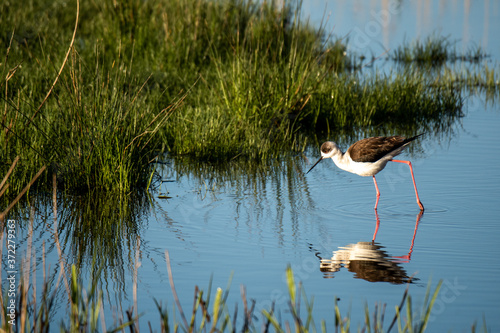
[[391, 35, 488, 65], [391, 35, 499, 99], [438, 63, 500, 101], [1, 0, 497, 194]]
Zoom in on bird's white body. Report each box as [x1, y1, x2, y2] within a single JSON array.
[[332, 155, 390, 177], [323, 141, 406, 177]]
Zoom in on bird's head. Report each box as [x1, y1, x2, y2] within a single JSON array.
[[306, 141, 339, 174]]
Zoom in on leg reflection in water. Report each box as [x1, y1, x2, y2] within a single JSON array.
[[319, 211, 424, 283], [372, 210, 423, 263]]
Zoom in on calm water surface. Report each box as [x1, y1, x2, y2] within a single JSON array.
[[135, 96, 500, 331], [2, 0, 500, 331]]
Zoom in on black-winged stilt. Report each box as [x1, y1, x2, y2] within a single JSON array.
[[307, 134, 424, 211]]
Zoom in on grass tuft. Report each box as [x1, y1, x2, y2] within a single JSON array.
[[392, 35, 488, 65]]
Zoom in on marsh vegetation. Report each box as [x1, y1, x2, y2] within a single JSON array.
[[2, 0, 497, 195]]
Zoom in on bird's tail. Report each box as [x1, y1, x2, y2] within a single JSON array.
[[404, 133, 425, 144]]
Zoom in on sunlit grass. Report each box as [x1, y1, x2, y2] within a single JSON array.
[[1, 0, 497, 194], [1, 45, 178, 194], [0, 0, 350, 193]]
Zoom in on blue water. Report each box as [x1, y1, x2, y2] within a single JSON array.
[[301, 0, 500, 59], [2, 0, 500, 331], [134, 98, 500, 331]]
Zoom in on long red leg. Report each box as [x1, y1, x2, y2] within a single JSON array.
[[372, 176, 381, 210], [392, 210, 424, 263], [372, 209, 380, 242], [391, 160, 424, 211]]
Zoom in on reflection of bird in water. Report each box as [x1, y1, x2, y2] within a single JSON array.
[[320, 242, 413, 284], [319, 211, 423, 284], [307, 135, 424, 211]]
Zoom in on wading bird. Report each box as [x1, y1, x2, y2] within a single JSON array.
[[307, 134, 424, 211]]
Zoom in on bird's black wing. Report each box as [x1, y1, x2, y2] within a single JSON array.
[[348, 135, 422, 163]]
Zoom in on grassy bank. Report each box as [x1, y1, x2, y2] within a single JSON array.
[[1, 0, 496, 194]]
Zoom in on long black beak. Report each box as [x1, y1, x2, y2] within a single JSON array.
[[306, 156, 324, 174]]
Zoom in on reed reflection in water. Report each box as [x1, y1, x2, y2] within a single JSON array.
[[319, 211, 422, 284]]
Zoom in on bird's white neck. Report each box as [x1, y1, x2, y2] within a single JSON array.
[[330, 150, 352, 172], [322, 145, 349, 171]]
